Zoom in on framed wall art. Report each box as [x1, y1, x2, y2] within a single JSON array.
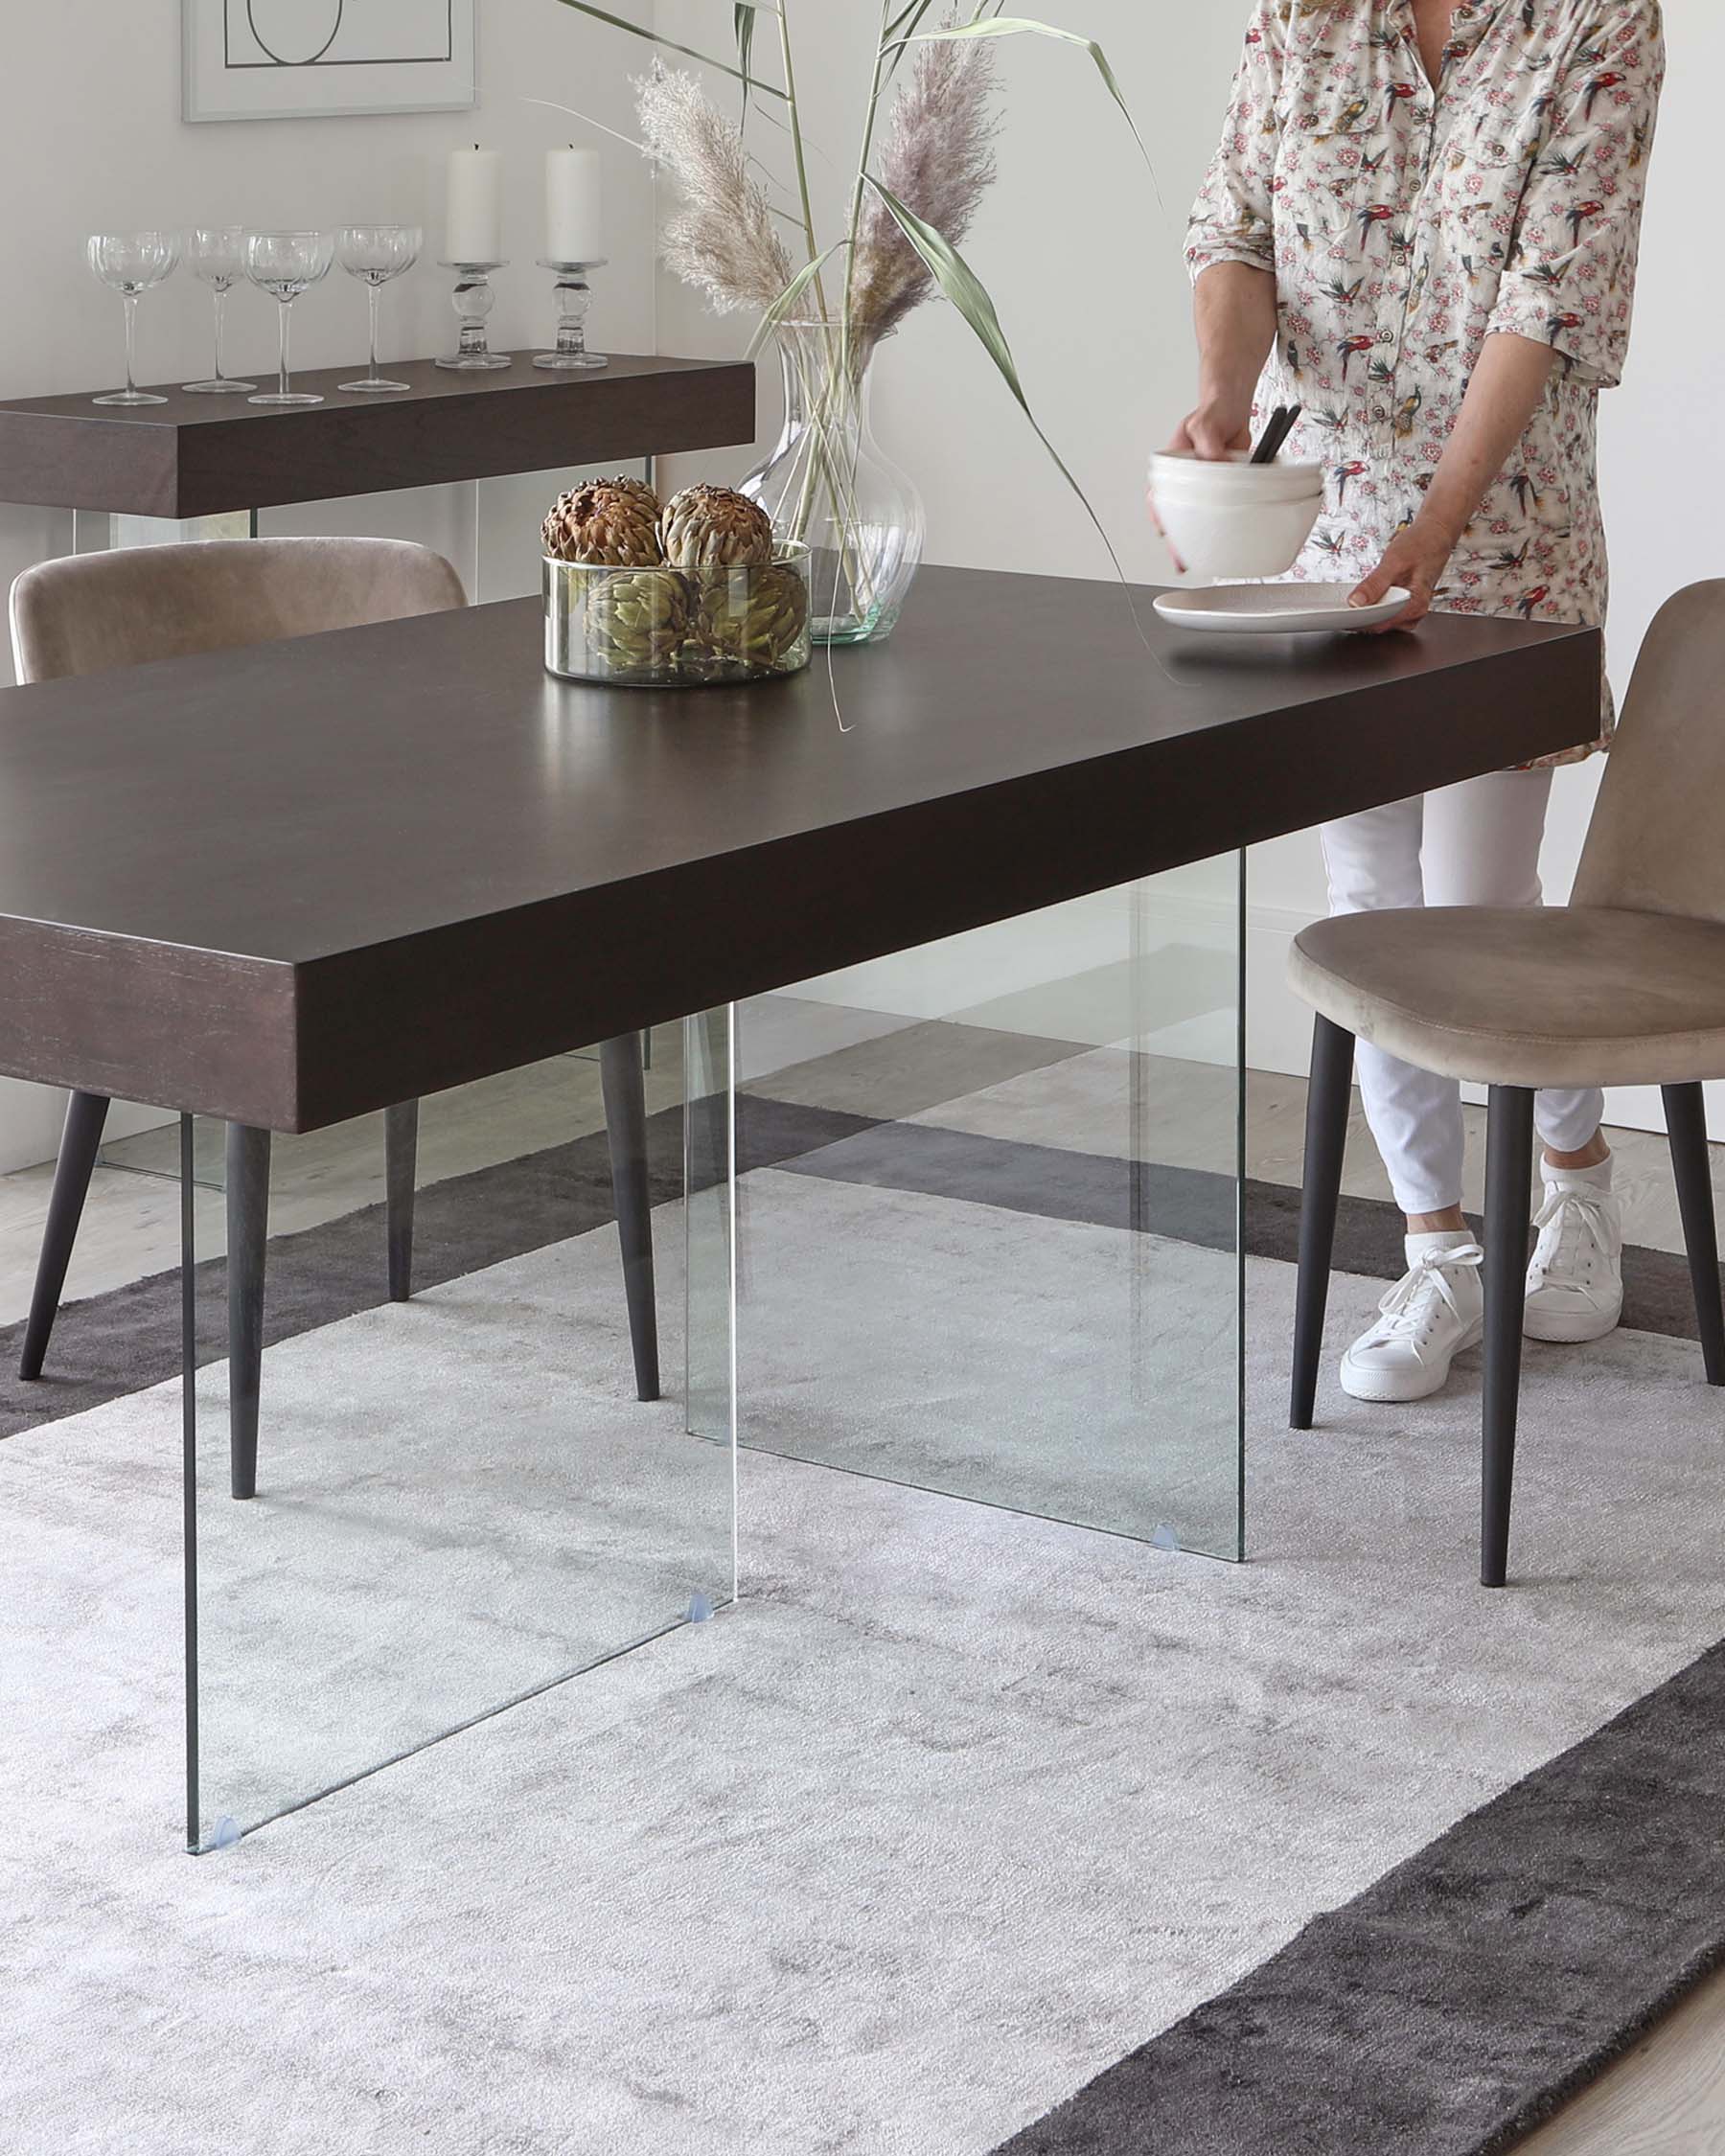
[[183, 1, 478, 123]]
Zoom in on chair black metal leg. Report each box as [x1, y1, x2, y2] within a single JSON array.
[[1482, 1087, 1534, 1589], [1662, 1083, 1725, 1386], [599, 1030, 660, 1404], [226, 1123, 271, 1502], [1291, 1018, 1355, 1431], [19, 1089, 110, 1381], [385, 1100, 420, 1303]]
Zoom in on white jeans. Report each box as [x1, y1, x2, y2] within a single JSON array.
[[1320, 769, 1604, 1216]]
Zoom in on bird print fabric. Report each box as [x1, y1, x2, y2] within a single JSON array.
[[1186, 0, 1663, 758]]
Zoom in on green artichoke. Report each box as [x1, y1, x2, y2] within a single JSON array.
[[696, 562, 811, 672], [584, 568, 691, 676]]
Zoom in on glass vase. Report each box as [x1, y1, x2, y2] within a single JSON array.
[[740, 322, 925, 647]]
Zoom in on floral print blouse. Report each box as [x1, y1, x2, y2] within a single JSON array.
[[1186, 0, 1664, 759]]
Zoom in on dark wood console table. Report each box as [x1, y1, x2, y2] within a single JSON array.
[[0, 354, 755, 518]]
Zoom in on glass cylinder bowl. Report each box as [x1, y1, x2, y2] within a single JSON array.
[[543, 544, 814, 687]]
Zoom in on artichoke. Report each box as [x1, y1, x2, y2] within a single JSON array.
[[543, 482, 662, 567], [586, 474, 661, 519], [659, 484, 774, 569], [696, 561, 810, 671], [584, 568, 691, 675]]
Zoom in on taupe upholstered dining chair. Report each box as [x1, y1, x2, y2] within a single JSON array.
[[1285, 580, 1725, 1589], [8, 537, 660, 1499]]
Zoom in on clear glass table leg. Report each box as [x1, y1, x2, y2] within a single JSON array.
[[685, 858, 1246, 1562], [181, 1037, 739, 1846], [683, 1007, 739, 1548]]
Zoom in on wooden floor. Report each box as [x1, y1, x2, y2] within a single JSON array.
[[1516, 1969, 1725, 2153], [0, 1021, 1720, 2150]]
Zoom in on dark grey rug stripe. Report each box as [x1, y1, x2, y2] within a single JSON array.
[[0, 1093, 875, 1441], [992, 1636, 1725, 2156], [1, 1092, 1711, 1443], [782, 1120, 1715, 1349]]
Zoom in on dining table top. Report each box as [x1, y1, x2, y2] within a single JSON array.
[[0, 566, 1599, 1133]]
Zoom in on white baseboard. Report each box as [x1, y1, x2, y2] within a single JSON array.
[[0, 1081, 172, 1180]]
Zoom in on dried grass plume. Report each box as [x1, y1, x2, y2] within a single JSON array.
[[635, 61, 794, 314], [849, 22, 1000, 351]]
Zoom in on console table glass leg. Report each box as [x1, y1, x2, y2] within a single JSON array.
[[73, 507, 255, 554], [179, 1112, 202, 1854]]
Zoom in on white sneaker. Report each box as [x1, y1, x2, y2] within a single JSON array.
[[1524, 1167, 1623, 1342], [1340, 1233, 1484, 1404]]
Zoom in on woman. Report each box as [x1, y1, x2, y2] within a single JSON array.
[[1174, 0, 1664, 1405]]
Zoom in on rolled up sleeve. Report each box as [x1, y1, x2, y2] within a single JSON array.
[[1487, 0, 1665, 388], [1185, 2, 1286, 283]]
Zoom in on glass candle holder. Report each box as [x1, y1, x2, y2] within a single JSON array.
[[534, 260, 609, 371], [435, 263, 512, 371]]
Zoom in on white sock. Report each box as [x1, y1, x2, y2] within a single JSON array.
[[1544, 1151, 1612, 1190], [1405, 1228, 1477, 1264]]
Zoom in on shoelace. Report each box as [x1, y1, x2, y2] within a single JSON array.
[[1368, 1242, 1484, 1355], [1529, 1184, 1620, 1288]]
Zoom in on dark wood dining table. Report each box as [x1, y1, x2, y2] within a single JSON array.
[[0, 567, 1597, 1135], [0, 563, 1598, 1847]]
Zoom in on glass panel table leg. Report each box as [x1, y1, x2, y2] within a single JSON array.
[[684, 858, 1247, 1562]]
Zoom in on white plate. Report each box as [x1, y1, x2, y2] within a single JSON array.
[[1153, 583, 1412, 636]]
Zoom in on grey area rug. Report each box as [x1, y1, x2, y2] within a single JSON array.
[[996, 1637, 1725, 2156], [7, 1207, 1725, 2156], [7, 1022, 1725, 2153]]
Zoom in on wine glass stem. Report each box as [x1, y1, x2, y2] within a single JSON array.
[[213, 287, 228, 382], [368, 281, 382, 380], [277, 296, 293, 399], [122, 293, 140, 399]]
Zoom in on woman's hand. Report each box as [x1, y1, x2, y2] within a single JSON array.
[[1348, 334, 1558, 633], [1149, 401, 1254, 569], [1347, 518, 1458, 633], [1165, 401, 1254, 463]]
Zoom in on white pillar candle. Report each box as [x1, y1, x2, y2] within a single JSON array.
[[446, 147, 504, 264], [545, 149, 605, 264]]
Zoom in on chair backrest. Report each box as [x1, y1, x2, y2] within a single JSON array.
[[1572, 580, 1725, 924], [8, 535, 465, 686]]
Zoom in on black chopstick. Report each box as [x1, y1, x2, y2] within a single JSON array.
[[1250, 404, 1302, 464]]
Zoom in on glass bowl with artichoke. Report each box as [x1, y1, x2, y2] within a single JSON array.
[[543, 478, 812, 688]]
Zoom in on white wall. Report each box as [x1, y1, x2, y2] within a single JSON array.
[[654, 0, 1724, 1133], [0, 0, 658, 1168]]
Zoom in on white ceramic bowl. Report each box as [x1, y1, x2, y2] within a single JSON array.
[[1150, 488, 1324, 579], [1148, 448, 1326, 501]]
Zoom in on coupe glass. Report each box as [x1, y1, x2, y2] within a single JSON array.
[[336, 224, 422, 393], [183, 227, 255, 394], [244, 230, 335, 406], [86, 232, 179, 406]]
